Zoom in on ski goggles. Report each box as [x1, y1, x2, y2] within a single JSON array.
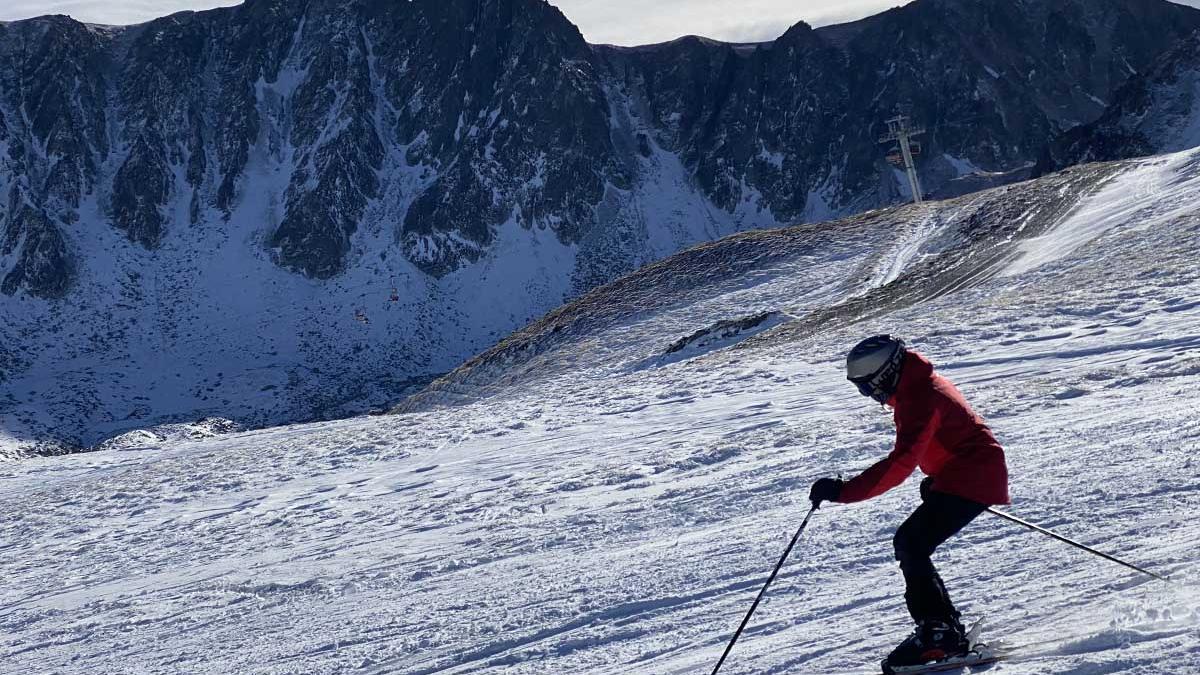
[[848, 347, 905, 402], [849, 375, 878, 399]]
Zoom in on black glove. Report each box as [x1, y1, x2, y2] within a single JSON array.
[[920, 476, 933, 501], [809, 477, 845, 508]]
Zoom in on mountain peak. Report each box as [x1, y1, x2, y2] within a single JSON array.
[[3, 0, 1200, 451]]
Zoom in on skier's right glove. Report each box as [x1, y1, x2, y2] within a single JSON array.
[[809, 477, 844, 509]]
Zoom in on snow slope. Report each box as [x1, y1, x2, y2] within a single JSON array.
[[1, 150, 1199, 673], [7, 1, 1200, 456], [0, 66, 780, 459], [0, 5, 779, 458]]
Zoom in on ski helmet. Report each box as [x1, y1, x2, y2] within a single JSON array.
[[846, 335, 907, 403]]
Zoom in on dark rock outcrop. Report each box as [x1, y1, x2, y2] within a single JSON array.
[[2, 0, 1198, 296], [1038, 30, 1200, 174], [3, 0, 1200, 453]]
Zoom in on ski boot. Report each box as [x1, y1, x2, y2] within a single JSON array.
[[881, 619, 969, 674]]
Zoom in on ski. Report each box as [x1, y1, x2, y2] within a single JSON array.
[[881, 621, 1007, 674], [882, 652, 1005, 675]]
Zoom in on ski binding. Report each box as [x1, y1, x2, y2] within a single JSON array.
[[881, 621, 1006, 674]]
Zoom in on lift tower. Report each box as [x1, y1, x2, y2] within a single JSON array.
[[880, 113, 926, 204]]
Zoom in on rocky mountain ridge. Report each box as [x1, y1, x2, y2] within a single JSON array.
[[3, 0, 1200, 454], [1038, 29, 1200, 172], [5, 0, 1200, 298]]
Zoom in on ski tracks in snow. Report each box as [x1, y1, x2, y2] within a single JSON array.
[[2, 151, 1200, 673]]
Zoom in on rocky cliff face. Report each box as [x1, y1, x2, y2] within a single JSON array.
[[602, 0, 1200, 221], [2, 0, 1199, 453], [1038, 30, 1200, 173], [3, 0, 1199, 298], [0, 16, 108, 298], [0, 0, 615, 296]]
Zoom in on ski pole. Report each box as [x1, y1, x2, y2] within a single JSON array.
[[987, 508, 1171, 583], [711, 505, 818, 675]]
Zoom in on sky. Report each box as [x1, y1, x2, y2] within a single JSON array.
[[0, 0, 913, 44], [4, 1, 1200, 45]]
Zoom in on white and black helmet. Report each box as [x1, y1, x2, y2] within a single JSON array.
[[846, 335, 907, 403]]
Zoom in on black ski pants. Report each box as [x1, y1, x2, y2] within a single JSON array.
[[893, 489, 987, 627]]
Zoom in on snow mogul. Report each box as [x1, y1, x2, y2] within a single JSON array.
[[809, 335, 1009, 674]]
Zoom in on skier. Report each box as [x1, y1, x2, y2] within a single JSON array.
[[809, 335, 1009, 673]]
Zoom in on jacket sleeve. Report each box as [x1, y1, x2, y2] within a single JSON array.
[[837, 403, 940, 503]]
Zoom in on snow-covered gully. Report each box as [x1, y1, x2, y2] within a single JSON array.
[[2, 150, 1199, 673]]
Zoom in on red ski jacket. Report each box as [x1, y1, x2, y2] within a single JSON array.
[[837, 351, 1010, 506]]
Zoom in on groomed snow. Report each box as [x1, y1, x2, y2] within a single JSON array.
[[1, 150, 1199, 674], [1004, 151, 1200, 277]]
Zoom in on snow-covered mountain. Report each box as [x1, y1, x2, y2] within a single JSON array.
[[3, 147, 1197, 672], [392, 155, 1142, 410], [1039, 29, 1200, 172], [4, 0, 1200, 455]]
